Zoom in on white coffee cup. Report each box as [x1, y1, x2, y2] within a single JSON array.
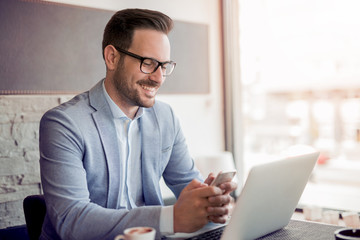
[[114, 227, 156, 240]]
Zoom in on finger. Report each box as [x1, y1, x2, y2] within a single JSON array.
[[208, 215, 228, 224], [206, 205, 229, 216], [208, 194, 231, 206], [194, 185, 223, 198], [204, 172, 216, 185], [185, 179, 208, 192], [219, 181, 238, 195]]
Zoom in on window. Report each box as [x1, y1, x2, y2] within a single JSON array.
[[238, 0, 360, 212]]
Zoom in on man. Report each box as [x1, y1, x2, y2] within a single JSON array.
[[39, 8, 237, 240]]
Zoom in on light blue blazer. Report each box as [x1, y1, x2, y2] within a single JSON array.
[[39, 80, 202, 240]]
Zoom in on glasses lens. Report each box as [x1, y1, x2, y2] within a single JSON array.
[[141, 58, 157, 74], [162, 62, 176, 76], [141, 59, 176, 76]]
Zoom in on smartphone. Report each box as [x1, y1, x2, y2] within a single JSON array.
[[210, 170, 237, 186]]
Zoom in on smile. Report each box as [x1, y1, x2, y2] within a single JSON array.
[[140, 84, 157, 92]]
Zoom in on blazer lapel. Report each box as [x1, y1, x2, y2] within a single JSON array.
[[140, 107, 163, 205], [89, 80, 121, 208]]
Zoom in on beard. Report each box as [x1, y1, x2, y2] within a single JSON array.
[[112, 60, 159, 108]]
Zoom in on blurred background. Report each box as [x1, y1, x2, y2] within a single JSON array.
[[238, 0, 360, 212]]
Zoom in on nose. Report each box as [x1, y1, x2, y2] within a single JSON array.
[[148, 66, 165, 83]]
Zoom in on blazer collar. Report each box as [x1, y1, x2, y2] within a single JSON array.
[[89, 79, 107, 111]]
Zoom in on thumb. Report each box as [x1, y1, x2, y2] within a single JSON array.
[[184, 179, 207, 191]]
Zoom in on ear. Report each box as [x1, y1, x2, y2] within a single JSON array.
[[104, 45, 118, 71]]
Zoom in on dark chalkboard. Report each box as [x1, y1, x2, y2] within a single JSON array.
[[0, 0, 209, 94]]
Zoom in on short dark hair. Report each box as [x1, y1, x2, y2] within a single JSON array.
[[102, 8, 173, 58]]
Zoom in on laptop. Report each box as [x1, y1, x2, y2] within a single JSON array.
[[163, 151, 319, 240]]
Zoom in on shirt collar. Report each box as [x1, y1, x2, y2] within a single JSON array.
[[102, 80, 144, 120]]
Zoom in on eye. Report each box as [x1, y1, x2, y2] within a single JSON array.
[[142, 58, 157, 67]]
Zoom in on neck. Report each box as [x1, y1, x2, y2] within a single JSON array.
[[104, 78, 139, 119]]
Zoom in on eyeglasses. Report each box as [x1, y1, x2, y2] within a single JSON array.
[[113, 46, 176, 76]]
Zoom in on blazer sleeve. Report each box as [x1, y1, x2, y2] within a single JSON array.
[[40, 108, 163, 240]]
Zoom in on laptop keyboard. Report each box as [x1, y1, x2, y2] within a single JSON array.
[[184, 226, 225, 240]]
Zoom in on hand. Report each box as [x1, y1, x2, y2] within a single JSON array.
[[207, 194, 235, 224], [205, 173, 238, 224], [204, 172, 237, 195], [173, 179, 223, 233]]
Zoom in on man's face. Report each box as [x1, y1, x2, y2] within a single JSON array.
[[112, 29, 171, 109]]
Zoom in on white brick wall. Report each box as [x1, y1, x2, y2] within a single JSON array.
[[0, 95, 73, 228]]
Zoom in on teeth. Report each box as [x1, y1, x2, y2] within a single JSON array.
[[141, 84, 155, 91]]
